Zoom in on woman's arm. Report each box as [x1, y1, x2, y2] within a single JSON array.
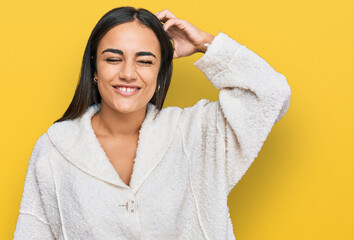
[[156, 10, 291, 194], [14, 133, 57, 239], [193, 32, 291, 193]]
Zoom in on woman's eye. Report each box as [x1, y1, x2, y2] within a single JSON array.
[[106, 59, 121, 62], [138, 60, 153, 65]]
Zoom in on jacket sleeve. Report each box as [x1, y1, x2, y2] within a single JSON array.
[[13, 133, 57, 240], [179, 32, 291, 195]]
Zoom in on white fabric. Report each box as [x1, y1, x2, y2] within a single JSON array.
[[13, 32, 291, 240]]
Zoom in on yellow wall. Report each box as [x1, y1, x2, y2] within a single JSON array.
[[1, 0, 353, 239]]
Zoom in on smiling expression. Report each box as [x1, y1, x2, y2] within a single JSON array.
[[94, 20, 161, 114]]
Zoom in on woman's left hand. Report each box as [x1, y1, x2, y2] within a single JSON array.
[[155, 9, 215, 59]]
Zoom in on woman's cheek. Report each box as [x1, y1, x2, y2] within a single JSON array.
[[142, 66, 159, 80], [100, 64, 119, 79], [139, 72, 157, 90]]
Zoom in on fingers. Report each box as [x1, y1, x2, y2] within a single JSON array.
[[155, 9, 191, 32], [162, 18, 187, 32], [155, 9, 177, 23]]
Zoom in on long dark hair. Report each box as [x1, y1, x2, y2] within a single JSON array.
[[54, 7, 174, 123]]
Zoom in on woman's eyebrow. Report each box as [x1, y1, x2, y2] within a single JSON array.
[[101, 48, 156, 58], [136, 51, 156, 58], [102, 48, 123, 55]]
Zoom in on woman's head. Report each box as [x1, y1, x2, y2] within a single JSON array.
[[55, 6, 174, 123]]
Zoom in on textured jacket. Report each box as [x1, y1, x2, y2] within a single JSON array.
[[13, 32, 291, 240]]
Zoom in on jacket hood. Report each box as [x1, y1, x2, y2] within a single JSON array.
[[47, 103, 183, 194]]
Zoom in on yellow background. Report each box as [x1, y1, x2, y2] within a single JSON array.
[[1, 0, 353, 239]]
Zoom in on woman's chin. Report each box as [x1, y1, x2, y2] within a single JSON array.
[[114, 106, 134, 114], [113, 103, 145, 115]]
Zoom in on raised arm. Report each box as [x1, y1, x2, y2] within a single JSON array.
[[193, 32, 291, 193], [155, 10, 291, 194]]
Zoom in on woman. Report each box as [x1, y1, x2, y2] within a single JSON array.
[[14, 6, 291, 240]]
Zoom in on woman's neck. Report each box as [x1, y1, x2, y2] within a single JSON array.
[[91, 103, 147, 138]]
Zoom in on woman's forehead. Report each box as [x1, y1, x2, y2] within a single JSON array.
[[98, 21, 160, 54]]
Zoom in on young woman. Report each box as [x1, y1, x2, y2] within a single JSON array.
[[14, 6, 291, 240]]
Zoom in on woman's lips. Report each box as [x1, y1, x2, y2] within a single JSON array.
[[113, 86, 141, 96]]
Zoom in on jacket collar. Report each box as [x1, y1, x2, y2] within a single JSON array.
[[47, 103, 181, 194]]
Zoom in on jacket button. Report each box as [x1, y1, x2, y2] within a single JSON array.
[[126, 199, 138, 213]]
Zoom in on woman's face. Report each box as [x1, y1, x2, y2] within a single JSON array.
[[94, 20, 161, 114]]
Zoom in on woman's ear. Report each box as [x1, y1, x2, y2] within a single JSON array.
[[94, 72, 98, 79]]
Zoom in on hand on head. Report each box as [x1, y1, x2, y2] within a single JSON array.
[[155, 9, 214, 59]]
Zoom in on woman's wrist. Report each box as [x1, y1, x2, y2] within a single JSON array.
[[198, 33, 215, 53]]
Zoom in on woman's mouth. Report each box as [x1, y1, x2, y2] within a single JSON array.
[[113, 86, 141, 96]]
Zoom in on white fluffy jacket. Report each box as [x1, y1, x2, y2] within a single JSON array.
[[13, 32, 291, 240]]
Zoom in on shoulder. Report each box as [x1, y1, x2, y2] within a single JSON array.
[[152, 100, 220, 135], [156, 104, 183, 119], [30, 111, 83, 169], [145, 102, 183, 124], [158, 99, 218, 115], [150, 100, 218, 126], [180, 99, 220, 122], [47, 115, 81, 140], [32, 132, 54, 158], [29, 132, 56, 169]]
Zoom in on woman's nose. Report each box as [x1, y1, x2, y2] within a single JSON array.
[[119, 61, 137, 81]]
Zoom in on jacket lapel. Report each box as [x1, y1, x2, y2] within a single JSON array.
[[47, 104, 127, 188], [129, 104, 182, 194], [47, 103, 182, 193]]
